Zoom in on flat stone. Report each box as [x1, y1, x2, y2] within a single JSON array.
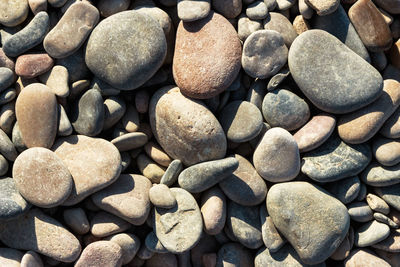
[[75, 241, 123, 267], [90, 211, 131, 238], [105, 233, 140, 265], [260, 204, 286, 252], [348, 202, 374, 222], [0, 0, 29, 27], [39, 65, 69, 97], [355, 220, 390, 247], [200, 187, 226, 235], [63, 207, 90, 235], [144, 142, 172, 167], [375, 184, 400, 211], [267, 181, 350, 265], [0, 209, 81, 262], [305, 0, 339, 15], [0, 248, 23, 267], [373, 136, 400, 166], [263, 12, 297, 47], [21, 250, 43, 267], [349, 0, 392, 52], [301, 134, 372, 182], [15, 83, 57, 148], [253, 127, 300, 182], [85, 10, 166, 90], [246, 1, 268, 20], [149, 184, 177, 209], [137, 154, 165, 183], [153, 188, 203, 253], [15, 53, 54, 79], [238, 14, 263, 41], [345, 249, 391, 267], [173, 11, 241, 99], [13, 147, 72, 208], [212, 0, 242, 18], [92, 174, 152, 225], [177, 0, 210, 22], [149, 86, 226, 166], [0, 177, 30, 221], [52, 135, 121, 205], [111, 132, 148, 152], [3, 11, 49, 57], [216, 243, 253, 267], [381, 106, 400, 138], [338, 79, 400, 144], [361, 161, 400, 186], [98, 0, 130, 17], [160, 159, 183, 186], [326, 176, 360, 204], [289, 29, 383, 114], [367, 193, 390, 214]]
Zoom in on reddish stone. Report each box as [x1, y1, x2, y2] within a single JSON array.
[[15, 53, 54, 78]]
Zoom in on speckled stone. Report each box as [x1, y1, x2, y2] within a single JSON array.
[[21, 250, 43, 267], [0, 209, 81, 262], [173, 11, 241, 99], [289, 29, 383, 114], [86, 10, 166, 90], [63, 207, 90, 235], [105, 233, 140, 264], [149, 86, 226, 166], [301, 134, 372, 182], [75, 241, 122, 267], [0, 0, 29, 27], [0, 177, 30, 220], [97, 0, 130, 17], [90, 211, 131, 238], [15, 83, 57, 148], [361, 161, 400, 186], [52, 135, 122, 205], [375, 184, 400, 211], [111, 132, 148, 152], [200, 186, 226, 235], [0, 248, 23, 267], [326, 176, 360, 204], [149, 184, 176, 209], [355, 220, 390, 247], [263, 12, 297, 47], [267, 182, 350, 265], [15, 54, 54, 79], [345, 249, 391, 267], [216, 243, 253, 267], [373, 136, 400, 166], [293, 15, 311, 35], [177, 0, 210, 21], [305, 0, 339, 15]]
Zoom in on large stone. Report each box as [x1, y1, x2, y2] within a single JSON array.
[[0, 177, 30, 221], [0, 0, 29, 27]]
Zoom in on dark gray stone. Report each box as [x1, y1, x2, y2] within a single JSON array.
[[145, 231, 168, 253], [57, 48, 90, 83], [0, 155, 8, 176], [263, 12, 297, 47], [2, 12, 49, 57], [246, 79, 266, 110], [375, 184, 400, 211], [90, 77, 120, 96], [354, 220, 390, 247], [361, 161, 400, 186], [288, 29, 383, 114], [267, 67, 290, 91], [326, 176, 360, 204], [0, 177, 30, 220], [260, 203, 286, 252], [0, 128, 18, 161], [348, 202, 374, 222], [0, 88, 16, 105], [0, 68, 14, 93], [216, 243, 253, 267], [160, 159, 183, 186]]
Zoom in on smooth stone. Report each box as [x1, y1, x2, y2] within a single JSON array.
[[0, 248, 23, 267], [70, 88, 104, 136], [276, 0, 295, 10], [177, 0, 210, 21], [144, 142, 172, 167], [92, 174, 151, 225], [21, 250, 43, 267], [301, 134, 372, 182], [253, 127, 300, 182], [374, 213, 399, 228], [39, 65, 69, 97], [227, 201, 263, 249], [52, 135, 122, 205], [106, 233, 140, 264], [212, 0, 242, 18], [357, 183, 367, 201], [349, 0, 392, 52], [13, 147, 72, 208], [90, 76, 120, 96], [373, 136, 400, 166], [367, 193, 390, 214], [57, 48, 90, 83], [0, 155, 8, 176], [153, 188, 203, 253], [149, 86, 226, 166], [262, 89, 310, 131], [311, 4, 370, 62], [242, 30, 287, 79], [15, 83, 57, 148], [0, 101, 15, 135], [0, 177, 30, 220], [330, 229, 353, 261], [0, 0, 29, 27], [2, 12, 49, 57], [267, 182, 350, 264], [305, 0, 339, 15], [361, 161, 400, 186], [375, 184, 400, 211], [0, 209, 81, 262], [90, 211, 131, 238], [348, 202, 374, 222], [0, 128, 17, 161], [160, 159, 183, 186], [246, 79, 266, 110], [289, 29, 383, 114], [260, 204, 285, 252], [220, 154, 267, 206], [299, 0, 313, 19], [372, 229, 400, 252], [381, 106, 400, 138], [111, 132, 148, 152], [263, 12, 297, 47], [145, 231, 168, 254], [44, 2, 99, 58], [134, 89, 149, 114], [345, 248, 391, 267], [58, 104, 73, 136], [326, 176, 360, 204], [15, 53, 54, 79], [355, 220, 390, 247], [75, 241, 123, 267], [28, 0, 47, 15], [374, 249, 400, 267], [293, 114, 336, 153], [98, 0, 130, 17], [389, 209, 400, 225], [0, 49, 15, 71], [293, 15, 311, 35], [200, 187, 226, 235], [219, 101, 263, 143], [173, 11, 241, 99], [178, 157, 238, 193], [137, 154, 165, 183], [103, 96, 126, 130], [85, 10, 166, 90], [237, 14, 262, 41], [63, 207, 90, 235], [121, 104, 140, 133], [246, 1, 268, 20], [216, 243, 253, 266], [48, 0, 67, 7], [338, 79, 400, 144], [12, 122, 26, 153], [0, 68, 14, 93], [149, 184, 177, 209], [0, 88, 17, 105]]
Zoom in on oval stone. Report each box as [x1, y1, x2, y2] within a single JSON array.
[[380, 106, 400, 138], [111, 132, 148, 152], [15, 53, 54, 79], [361, 161, 400, 186], [373, 136, 400, 166], [90, 211, 131, 238], [263, 12, 297, 48], [149, 86, 226, 166], [173, 11, 242, 99], [366, 193, 390, 214], [0, 177, 30, 220], [200, 186, 226, 235], [149, 184, 176, 209], [75, 241, 122, 267], [288, 29, 383, 114], [15, 83, 58, 148], [354, 220, 390, 247], [375, 184, 400, 211], [260, 204, 286, 253], [348, 202, 374, 222], [85, 10, 166, 90], [0, 0, 29, 27]]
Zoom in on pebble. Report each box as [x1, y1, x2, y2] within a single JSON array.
[[0, 177, 30, 220], [21, 250, 44, 267], [144, 142, 172, 167], [40, 65, 69, 97], [75, 241, 123, 267], [211, 0, 242, 19], [52, 135, 122, 205], [15, 53, 54, 79], [90, 211, 131, 237], [238, 14, 263, 41], [160, 159, 183, 186], [153, 188, 203, 253], [200, 187, 226, 235], [57, 48, 89, 83], [381, 106, 400, 138], [301, 134, 372, 182], [177, 0, 210, 21], [0, 248, 24, 267], [111, 132, 148, 152], [354, 220, 390, 247], [371, 51, 388, 71], [372, 229, 400, 252], [344, 249, 391, 267], [299, 0, 313, 19], [0, 0, 29, 27], [375, 184, 400, 211], [0, 209, 81, 262], [246, 1, 268, 20], [276, 0, 295, 10], [173, 11, 241, 99], [367, 193, 391, 214], [86, 10, 166, 90], [267, 181, 350, 264], [121, 104, 140, 133], [149, 86, 226, 166], [374, 212, 399, 228], [105, 233, 140, 264], [361, 161, 400, 186], [216, 243, 253, 267], [326, 176, 360, 204], [63, 208, 90, 235], [0, 101, 15, 135], [145, 231, 168, 254], [103, 96, 126, 130], [149, 184, 177, 209], [260, 204, 286, 252], [348, 202, 374, 222], [0, 88, 16, 105], [57, 104, 73, 136], [305, 0, 339, 15], [263, 12, 297, 47], [289, 29, 383, 114], [137, 154, 165, 183], [0, 49, 15, 71], [293, 15, 310, 35], [92, 174, 152, 225], [373, 136, 400, 166], [253, 127, 300, 182], [97, 0, 130, 17], [0, 68, 14, 93]]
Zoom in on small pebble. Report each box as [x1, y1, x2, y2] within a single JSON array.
[[105, 233, 141, 264], [149, 184, 177, 209], [90, 211, 131, 238], [75, 241, 123, 267], [63, 208, 90, 235]]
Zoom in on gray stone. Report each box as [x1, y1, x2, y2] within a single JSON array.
[[3, 12, 49, 57], [160, 159, 183, 186], [246, 1, 269, 20], [267, 67, 290, 91], [299, 0, 313, 19], [177, 0, 210, 21], [263, 12, 297, 47], [357, 182, 368, 201], [85, 10, 166, 90], [111, 132, 148, 152], [90, 211, 131, 238], [0, 88, 16, 105], [375, 184, 400, 211], [238, 14, 263, 41], [63, 208, 90, 235], [97, 0, 131, 17], [366, 193, 390, 215], [90, 76, 120, 96], [326, 176, 360, 204], [348, 202, 374, 222], [276, 0, 295, 10], [264, 0, 277, 10], [361, 161, 400, 186], [103, 96, 126, 130], [246, 79, 266, 110], [211, 0, 242, 19], [289, 30, 383, 114], [355, 220, 390, 247], [145, 231, 168, 253], [301, 134, 372, 182], [0, 68, 14, 93], [372, 228, 400, 251], [216, 243, 253, 267], [267, 181, 350, 265], [0, 155, 8, 176], [149, 184, 177, 209], [58, 104, 73, 136], [260, 204, 286, 252], [12, 122, 26, 153], [0, 177, 30, 221], [373, 213, 399, 228], [305, 0, 339, 15], [371, 51, 387, 71], [21, 250, 43, 267]]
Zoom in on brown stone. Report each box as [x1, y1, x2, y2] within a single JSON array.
[[348, 0, 392, 52], [200, 186, 226, 235], [344, 248, 391, 267], [372, 229, 400, 252], [15, 83, 58, 148], [338, 79, 400, 144], [305, 0, 339, 15], [137, 154, 166, 183], [43, 2, 99, 58], [173, 11, 242, 99], [90, 211, 131, 238], [28, 0, 47, 15], [373, 136, 400, 166], [0, 0, 29, 27], [0, 48, 15, 71], [98, 0, 130, 17], [39, 65, 69, 97], [15, 53, 54, 79], [293, 15, 310, 35], [144, 141, 172, 167], [75, 241, 123, 267]]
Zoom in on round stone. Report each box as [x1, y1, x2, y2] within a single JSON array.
[[373, 136, 400, 166], [40, 65, 69, 97], [13, 147, 72, 208], [200, 186, 226, 235], [242, 30, 288, 79], [360, 161, 400, 186], [177, 0, 211, 22], [85, 10, 166, 90], [149, 184, 177, 209], [372, 229, 400, 252], [348, 202, 374, 222], [0, 177, 30, 220], [375, 183, 400, 211], [260, 204, 286, 253], [160, 159, 183, 186], [238, 14, 263, 41], [246, 1, 268, 20], [0, 0, 29, 27], [75, 241, 122, 267], [136, 154, 165, 183], [144, 141, 172, 167]]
